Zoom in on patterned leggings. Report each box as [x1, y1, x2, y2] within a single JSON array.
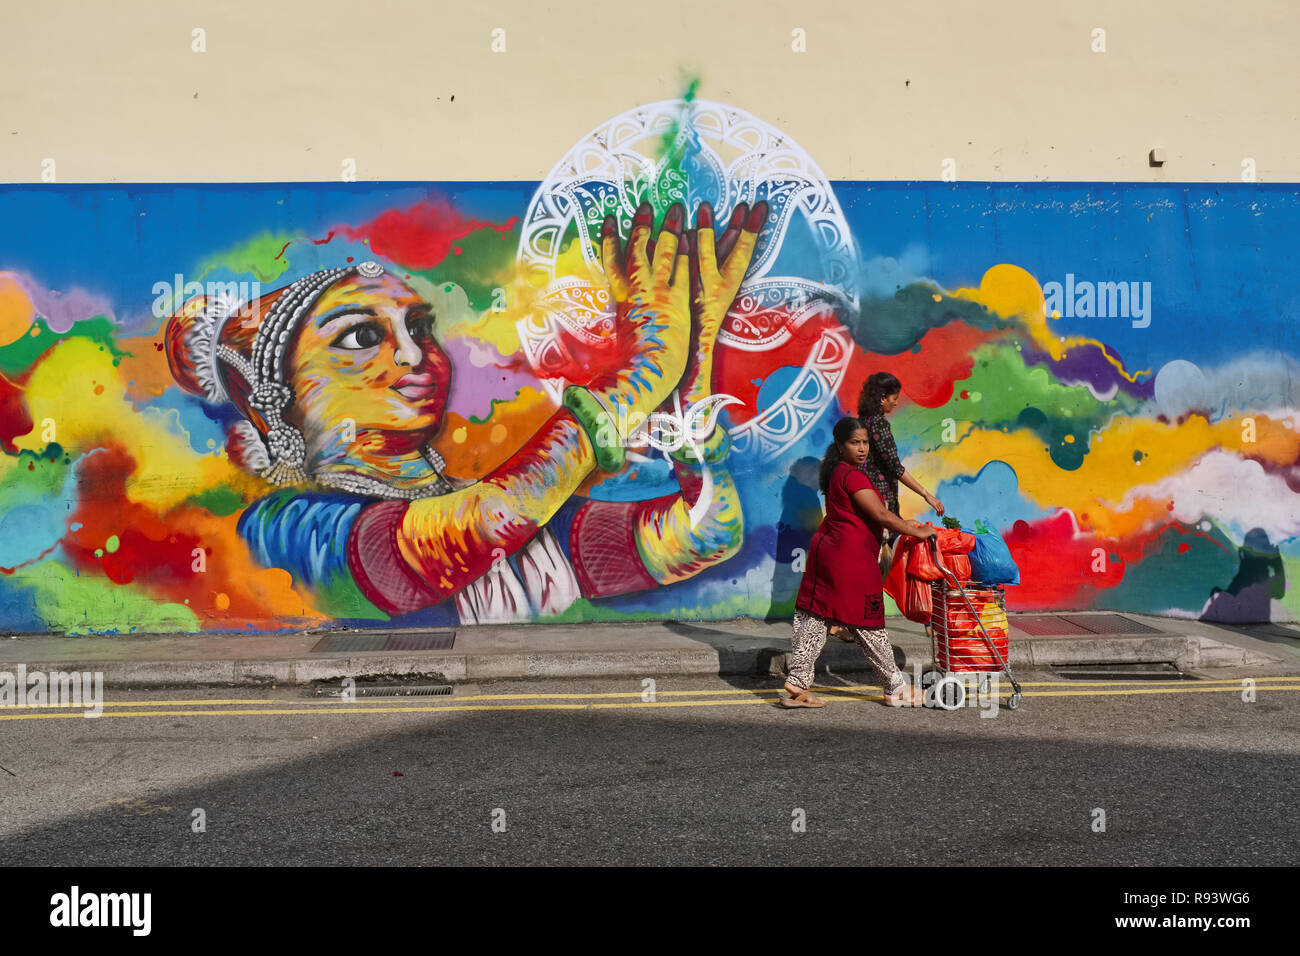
[[787, 608, 906, 694]]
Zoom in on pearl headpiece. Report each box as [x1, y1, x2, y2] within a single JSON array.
[[185, 261, 450, 498]]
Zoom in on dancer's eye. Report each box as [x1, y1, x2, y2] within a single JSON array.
[[407, 308, 436, 340], [331, 323, 384, 350]]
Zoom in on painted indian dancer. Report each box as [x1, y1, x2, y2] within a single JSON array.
[[164, 200, 767, 624]]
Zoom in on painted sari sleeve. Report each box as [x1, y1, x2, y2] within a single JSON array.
[[568, 459, 743, 599], [381, 410, 597, 608], [238, 490, 388, 619]]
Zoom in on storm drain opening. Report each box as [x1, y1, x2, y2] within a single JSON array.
[[1050, 661, 1195, 681], [317, 684, 456, 699], [310, 630, 455, 653]]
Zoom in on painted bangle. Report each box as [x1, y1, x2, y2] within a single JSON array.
[[669, 425, 730, 464], [562, 385, 626, 472]]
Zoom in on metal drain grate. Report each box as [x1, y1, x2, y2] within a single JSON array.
[[318, 683, 455, 698], [354, 684, 454, 698], [1010, 614, 1163, 636], [1052, 662, 1191, 681], [1010, 615, 1095, 636], [1070, 614, 1164, 635], [311, 630, 455, 653]]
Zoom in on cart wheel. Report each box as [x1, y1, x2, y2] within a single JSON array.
[[932, 675, 966, 711], [1007, 692, 1022, 711]]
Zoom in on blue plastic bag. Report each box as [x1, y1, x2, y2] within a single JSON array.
[[969, 519, 1020, 585]]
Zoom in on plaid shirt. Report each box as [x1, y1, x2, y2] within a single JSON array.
[[858, 412, 905, 517]]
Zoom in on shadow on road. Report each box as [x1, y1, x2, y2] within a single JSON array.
[[1, 702, 1290, 866]]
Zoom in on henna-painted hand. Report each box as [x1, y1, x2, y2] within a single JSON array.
[[593, 201, 691, 440], [680, 200, 768, 405]]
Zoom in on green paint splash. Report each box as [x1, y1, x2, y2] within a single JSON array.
[[17, 560, 199, 635], [892, 341, 1145, 470], [198, 232, 296, 284], [0, 316, 126, 378]]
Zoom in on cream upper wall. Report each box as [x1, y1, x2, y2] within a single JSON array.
[[1, 0, 1296, 183]]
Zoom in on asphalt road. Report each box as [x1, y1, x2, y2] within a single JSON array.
[[1, 671, 1296, 866]]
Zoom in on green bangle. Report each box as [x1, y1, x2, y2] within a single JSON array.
[[562, 385, 626, 472], [669, 426, 731, 464]]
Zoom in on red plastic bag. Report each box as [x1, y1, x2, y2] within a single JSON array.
[[946, 553, 973, 581], [884, 535, 917, 602], [936, 529, 976, 555], [905, 529, 944, 581], [902, 574, 933, 623]]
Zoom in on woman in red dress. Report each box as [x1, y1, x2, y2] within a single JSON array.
[[782, 417, 936, 708]]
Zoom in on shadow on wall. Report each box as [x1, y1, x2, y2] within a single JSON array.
[[767, 457, 823, 621], [1200, 528, 1286, 624]]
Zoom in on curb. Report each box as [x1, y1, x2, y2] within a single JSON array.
[[13, 631, 1284, 688]]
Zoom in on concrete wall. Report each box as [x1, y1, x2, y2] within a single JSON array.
[[0, 2, 1296, 633], [3, 0, 1298, 183]]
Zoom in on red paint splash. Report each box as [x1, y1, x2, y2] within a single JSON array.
[[715, 311, 842, 423], [338, 201, 518, 271], [1000, 510, 1205, 609], [1001, 511, 1130, 608], [840, 321, 1000, 412], [64, 446, 201, 586], [0, 371, 32, 453]]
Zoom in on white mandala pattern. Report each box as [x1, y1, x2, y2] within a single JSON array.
[[517, 99, 859, 459]]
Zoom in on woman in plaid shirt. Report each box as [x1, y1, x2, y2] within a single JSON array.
[[857, 372, 945, 571]]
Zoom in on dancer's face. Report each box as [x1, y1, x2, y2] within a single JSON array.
[[840, 427, 870, 467], [287, 273, 452, 437]]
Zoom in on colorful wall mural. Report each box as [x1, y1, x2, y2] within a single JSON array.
[[0, 99, 1298, 634]]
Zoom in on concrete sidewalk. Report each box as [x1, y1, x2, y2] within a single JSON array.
[[0, 612, 1296, 687]]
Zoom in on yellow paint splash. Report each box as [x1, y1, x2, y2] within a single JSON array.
[[951, 264, 1150, 383], [0, 273, 36, 347], [13, 337, 258, 508], [913, 412, 1300, 539]]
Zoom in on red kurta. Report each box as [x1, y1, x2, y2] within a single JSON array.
[[795, 461, 887, 627]]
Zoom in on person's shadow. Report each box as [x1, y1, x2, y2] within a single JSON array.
[[768, 456, 823, 620], [1200, 527, 1286, 623], [661, 457, 827, 692]]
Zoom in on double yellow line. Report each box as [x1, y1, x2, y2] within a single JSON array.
[[0, 677, 1297, 720]]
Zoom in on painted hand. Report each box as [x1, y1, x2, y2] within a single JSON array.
[[593, 201, 691, 442], [680, 200, 769, 405]]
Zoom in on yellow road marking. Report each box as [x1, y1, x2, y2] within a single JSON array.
[[0, 698, 783, 720], [2, 675, 1296, 711], [0, 684, 1297, 720]]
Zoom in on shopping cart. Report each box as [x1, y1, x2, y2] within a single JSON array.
[[923, 537, 1023, 710]]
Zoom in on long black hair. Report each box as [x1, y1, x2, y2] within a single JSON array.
[[857, 371, 902, 419], [819, 416, 867, 495]]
